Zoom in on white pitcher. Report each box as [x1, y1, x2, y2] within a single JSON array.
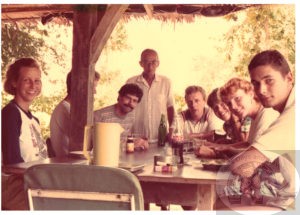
[[83, 122, 124, 167]]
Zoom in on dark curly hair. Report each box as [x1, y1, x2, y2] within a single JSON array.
[[118, 83, 143, 102]]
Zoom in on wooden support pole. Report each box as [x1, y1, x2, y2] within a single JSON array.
[[69, 5, 127, 152], [69, 5, 100, 152]]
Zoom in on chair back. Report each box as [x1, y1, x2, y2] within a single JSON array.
[[45, 138, 56, 158], [24, 164, 144, 210]]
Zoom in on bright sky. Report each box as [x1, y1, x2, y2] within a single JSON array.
[[94, 14, 246, 107]]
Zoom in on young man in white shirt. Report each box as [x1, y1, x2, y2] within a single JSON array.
[[230, 50, 295, 210]]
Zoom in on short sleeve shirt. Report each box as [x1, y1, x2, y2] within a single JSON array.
[[126, 74, 174, 142], [94, 104, 135, 142], [176, 106, 224, 136]]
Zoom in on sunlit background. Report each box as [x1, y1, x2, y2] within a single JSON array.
[[41, 15, 243, 101], [1, 4, 296, 139]]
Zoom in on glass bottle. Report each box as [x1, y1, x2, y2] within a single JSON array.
[[126, 135, 134, 153], [172, 114, 184, 143], [158, 114, 167, 147], [171, 115, 184, 164]]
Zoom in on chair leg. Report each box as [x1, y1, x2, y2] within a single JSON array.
[[159, 204, 170, 210], [144, 203, 150, 210]]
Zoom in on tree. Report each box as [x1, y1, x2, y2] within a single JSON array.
[[1, 22, 45, 79], [220, 5, 295, 77], [1, 19, 129, 138]]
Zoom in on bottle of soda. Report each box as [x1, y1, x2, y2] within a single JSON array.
[[171, 114, 184, 164], [158, 114, 167, 147]]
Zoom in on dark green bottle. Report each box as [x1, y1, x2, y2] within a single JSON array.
[[158, 114, 167, 147]]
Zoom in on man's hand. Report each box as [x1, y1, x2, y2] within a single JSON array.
[[133, 138, 149, 150], [196, 145, 216, 158]]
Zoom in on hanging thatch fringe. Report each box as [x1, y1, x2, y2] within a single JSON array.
[[1, 4, 258, 24]]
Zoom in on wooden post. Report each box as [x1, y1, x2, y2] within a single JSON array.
[[69, 5, 128, 152], [69, 5, 100, 152]]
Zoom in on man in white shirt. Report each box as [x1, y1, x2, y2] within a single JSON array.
[[230, 50, 295, 210], [173, 85, 223, 139], [126, 49, 175, 143]]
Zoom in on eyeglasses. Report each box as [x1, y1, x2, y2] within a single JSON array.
[[141, 60, 159, 65]]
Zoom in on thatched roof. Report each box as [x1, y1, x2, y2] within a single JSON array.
[[1, 4, 256, 24]]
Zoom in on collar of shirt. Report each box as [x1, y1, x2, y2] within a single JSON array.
[[284, 87, 295, 113], [12, 100, 33, 119], [137, 73, 162, 84], [182, 106, 208, 123]]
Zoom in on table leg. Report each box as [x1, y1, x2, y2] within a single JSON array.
[[140, 182, 198, 207], [197, 184, 216, 210]]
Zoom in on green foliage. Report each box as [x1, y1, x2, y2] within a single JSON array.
[[31, 94, 65, 115], [1, 22, 44, 79], [104, 23, 130, 51], [220, 5, 295, 77], [174, 94, 185, 113], [1, 92, 13, 109], [1, 21, 70, 78]]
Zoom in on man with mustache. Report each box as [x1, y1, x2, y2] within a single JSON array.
[[94, 83, 148, 150]]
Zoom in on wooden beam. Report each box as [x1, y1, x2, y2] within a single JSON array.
[[143, 4, 153, 19], [89, 4, 129, 64]]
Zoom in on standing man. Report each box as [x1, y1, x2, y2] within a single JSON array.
[[230, 50, 295, 210], [126, 49, 175, 143], [94, 83, 148, 150]]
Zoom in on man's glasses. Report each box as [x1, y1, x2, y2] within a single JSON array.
[[141, 60, 159, 65]]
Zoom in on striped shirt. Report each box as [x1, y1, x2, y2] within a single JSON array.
[[94, 104, 134, 142]]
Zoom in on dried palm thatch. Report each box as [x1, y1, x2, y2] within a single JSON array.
[[1, 4, 257, 24]]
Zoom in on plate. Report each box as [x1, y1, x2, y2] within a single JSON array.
[[200, 159, 229, 171], [118, 163, 145, 172]]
